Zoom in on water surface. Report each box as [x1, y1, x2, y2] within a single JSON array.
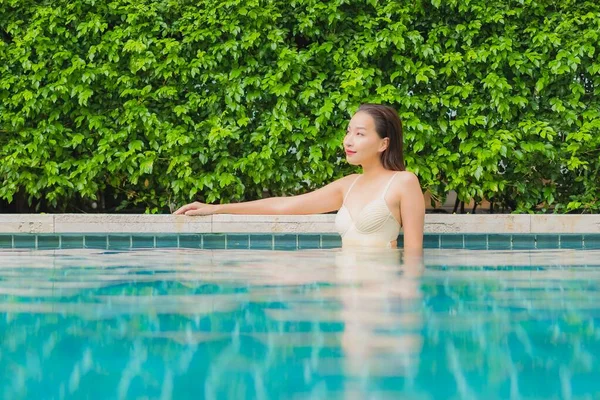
[[1, 248, 599, 399]]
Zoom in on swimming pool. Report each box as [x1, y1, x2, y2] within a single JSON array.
[[1, 240, 599, 399]]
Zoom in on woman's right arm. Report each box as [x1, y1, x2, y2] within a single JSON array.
[[173, 175, 355, 216]]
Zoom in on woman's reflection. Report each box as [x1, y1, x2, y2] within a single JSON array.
[[333, 247, 425, 395]]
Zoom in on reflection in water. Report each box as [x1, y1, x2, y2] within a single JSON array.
[[333, 248, 424, 397], [0, 248, 600, 399]]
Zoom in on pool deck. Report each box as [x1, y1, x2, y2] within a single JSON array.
[[0, 214, 598, 234]]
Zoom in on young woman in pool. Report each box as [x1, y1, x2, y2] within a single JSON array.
[[174, 104, 425, 250]]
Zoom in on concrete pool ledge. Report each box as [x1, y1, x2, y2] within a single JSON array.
[[0, 214, 599, 234]]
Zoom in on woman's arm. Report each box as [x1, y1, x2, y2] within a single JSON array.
[[174, 175, 354, 216], [398, 173, 425, 251]]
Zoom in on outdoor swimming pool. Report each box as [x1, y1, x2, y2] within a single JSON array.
[[1, 235, 599, 399]]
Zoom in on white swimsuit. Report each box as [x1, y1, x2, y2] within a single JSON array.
[[334, 173, 401, 248]]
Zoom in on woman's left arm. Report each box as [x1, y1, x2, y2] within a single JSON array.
[[398, 173, 425, 251]]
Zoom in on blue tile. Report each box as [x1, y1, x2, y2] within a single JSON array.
[[108, 235, 132, 249], [250, 234, 273, 250], [464, 235, 487, 250], [227, 234, 250, 249], [512, 235, 535, 250], [156, 235, 178, 248], [132, 235, 155, 248], [535, 235, 559, 249], [179, 234, 202, 249], [423, 235, 440, 249], [298, 234, 320, 249], [441, 235, 464, 249], [487, 234, 512, 250], [584, 234, 600, 250], [396, 234, 404, 248], [61, 235, 84, 249], [85, 235, 108, 249], [0, 235, 13, 248], [202, 234, 225, 249], [37, 235, 60, 250], [14, 235, 35, 249], [321, 234, 342, 249], [274, 234, 297, 250], [560, 235, 583, 249]]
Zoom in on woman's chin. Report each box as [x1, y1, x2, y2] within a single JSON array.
[[346, 157, 360, 165]]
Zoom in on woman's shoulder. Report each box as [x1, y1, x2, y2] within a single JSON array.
[[335, 173, 361, 183], [336, 173, 361, 188], [395, 170, 420, 183], [326, 174, 360, 192], [389, 171, 422, 197]]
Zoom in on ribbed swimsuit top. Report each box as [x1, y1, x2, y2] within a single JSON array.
[[334, 173, 401, 248]]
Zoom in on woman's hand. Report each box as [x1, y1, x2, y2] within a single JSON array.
[[173, 202, 219, 216]]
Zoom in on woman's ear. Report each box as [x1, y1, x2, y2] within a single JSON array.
[[378, 137, 390, 153]]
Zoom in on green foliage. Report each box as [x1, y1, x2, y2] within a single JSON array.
[[0, 0, 599, 213]]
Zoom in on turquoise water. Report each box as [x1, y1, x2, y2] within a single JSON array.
[[1, 248, 599, 399]]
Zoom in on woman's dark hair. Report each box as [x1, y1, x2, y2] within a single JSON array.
[[357, 104, 405, 171]]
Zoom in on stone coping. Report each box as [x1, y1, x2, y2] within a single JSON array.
[[0, 214, 599, 234]]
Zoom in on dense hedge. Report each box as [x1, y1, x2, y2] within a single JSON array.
[[1, 0, 599, 213]]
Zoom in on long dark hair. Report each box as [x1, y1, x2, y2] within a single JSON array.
[[357, 104, 405, 171]]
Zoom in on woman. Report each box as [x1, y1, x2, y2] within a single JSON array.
[[174, 104, 425, 250]]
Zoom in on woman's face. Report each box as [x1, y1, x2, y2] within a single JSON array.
[[343, 111, 388, 166]]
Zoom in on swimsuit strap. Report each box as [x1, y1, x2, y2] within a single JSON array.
[[343, 175, 362, 204], [381, 172, 400, 198]]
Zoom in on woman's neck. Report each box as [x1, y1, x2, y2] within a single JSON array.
[[360, 159, 388, 179]]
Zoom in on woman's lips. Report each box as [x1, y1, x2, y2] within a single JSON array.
[[345, 150, 356, 155]]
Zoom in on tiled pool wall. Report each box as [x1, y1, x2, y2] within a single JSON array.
[[2, 233, 599, 250], [0, 214, 598, 250]]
